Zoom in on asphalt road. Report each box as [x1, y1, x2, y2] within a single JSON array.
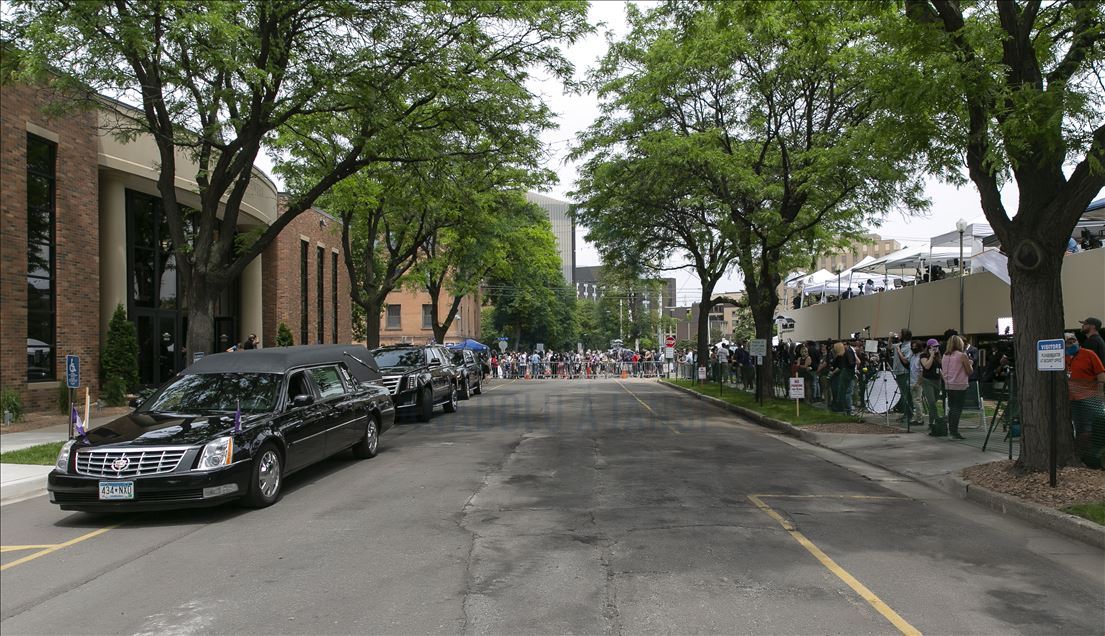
[[2, 379, 1102, 635]]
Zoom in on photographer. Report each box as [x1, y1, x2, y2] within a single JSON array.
[[891, 329, 917, 425], [920, 338, 943, 435]]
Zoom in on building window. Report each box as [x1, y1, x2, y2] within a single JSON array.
[[300, 240, 308, 345], [26, 134, 56, 381], [331, 251, 338, 344], [422, 304, 433, 330], [317, 246, 325, 344], [386, 305, 401, 330]]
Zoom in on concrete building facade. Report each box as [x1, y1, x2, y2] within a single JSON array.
[[525, 191, 575, 283]]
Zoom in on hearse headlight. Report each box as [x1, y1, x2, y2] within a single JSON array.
[[197, 436, 234, 470], [55, 439, 75, 473]]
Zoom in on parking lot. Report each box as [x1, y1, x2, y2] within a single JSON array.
[[2, 378, 1102, 634]]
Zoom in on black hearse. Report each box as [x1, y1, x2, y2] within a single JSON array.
[[48, 345, 395, 512]]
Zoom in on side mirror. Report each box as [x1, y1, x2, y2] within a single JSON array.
[[290, 394, 315, 408], [129, 397, 143, 409]]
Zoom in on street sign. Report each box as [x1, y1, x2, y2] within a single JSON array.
[[65, 355, 80, 389], [1036, 339, 1065, 371], [749, 339, 767, 357], [664, 346, 674, 359], [788, 377, 805, 399], [665, 335, 676, 348], [498, 341, 508, 352], [535, 343, 545, 353], [497, 337, 509, 341]]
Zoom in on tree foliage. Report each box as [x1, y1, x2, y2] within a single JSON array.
[[4, 0, 590, 357], [892, 0, 1105, 470], [575, 1, 929, 397]]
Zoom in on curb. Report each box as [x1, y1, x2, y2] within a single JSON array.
[[657, 380, 1105, 550], [0, 473, 49, 505]]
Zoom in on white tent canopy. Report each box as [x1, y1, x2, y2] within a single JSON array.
[[930, 219, 993, 251], [880, 246, 963, 270], [787, 268, 835, 288], [971, 249, 1011, 285]]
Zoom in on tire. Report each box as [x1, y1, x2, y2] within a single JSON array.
[[417, 387, 433, 422], [351, 413, 379, 459], [443, 384, 459, 413], [243, 443, 283, 508], [472, 378, 482, 395], [459, 377, 471, 400]]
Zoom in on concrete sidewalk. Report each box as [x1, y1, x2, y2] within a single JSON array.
[[0, 413, 119, 504]]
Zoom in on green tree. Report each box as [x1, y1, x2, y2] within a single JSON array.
[[895, 1, 1105, 470], [577, 1, 928, 399], [484, 216, 577, 351], [4, 1, 589, 360], [275, 322, 294, 347], [101, 304, 139, 406]]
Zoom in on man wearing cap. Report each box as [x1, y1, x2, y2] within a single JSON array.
[[1079, 317, 1105, 365], [1065, 332, 1105, 463]]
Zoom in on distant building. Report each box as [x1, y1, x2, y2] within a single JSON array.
[[674, 294, 747, 343], [815, 233, 901, 273], [525, 192, 575, 283]]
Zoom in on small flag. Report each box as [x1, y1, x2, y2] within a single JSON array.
[[71, 404, 86, 438], [233, 399, 241, 433]]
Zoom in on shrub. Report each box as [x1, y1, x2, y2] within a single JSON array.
[[101, 304, 139, 406], [275, 321, 294, 347], [1, 387, 23, 424]]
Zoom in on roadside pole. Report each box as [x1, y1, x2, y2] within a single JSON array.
[[1035, 338, 1064, 487], [65, 354, 80, 439]]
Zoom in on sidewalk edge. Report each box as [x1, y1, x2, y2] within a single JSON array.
[[0, 471, 49, 506], [657, 379, 1105, 549]]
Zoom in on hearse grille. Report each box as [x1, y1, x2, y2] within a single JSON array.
[[75, 447, 188, 478]]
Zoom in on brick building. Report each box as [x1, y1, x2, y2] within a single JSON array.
[[1, 82, 351, 413], [377, 289, 482, 346]]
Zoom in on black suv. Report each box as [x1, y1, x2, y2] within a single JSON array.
[[371, 345, 458, 421], [449, 348, 484, 399]]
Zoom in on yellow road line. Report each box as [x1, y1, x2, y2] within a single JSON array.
[[1, 523, 124, 572], [755, 494, 908, 500], [1, 545, 58, 552], [615, 380, 680, 434], [482, 379, 518, 392], [748, 495, 921, 636]]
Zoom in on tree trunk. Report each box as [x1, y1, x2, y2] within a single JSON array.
[[752, 312, 775, 402], [1007, 237, 1076, 471], [696, 293, 713, 382], [185, 277, 217, 364], [363, 298, 383, 349]]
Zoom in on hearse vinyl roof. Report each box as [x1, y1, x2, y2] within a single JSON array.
[[183, 344, 381, 381]]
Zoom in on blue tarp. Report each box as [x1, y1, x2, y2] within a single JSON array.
[[446, 338, 489, 352]]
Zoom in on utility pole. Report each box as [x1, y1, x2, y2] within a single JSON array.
[[619, 298, 624, 340]]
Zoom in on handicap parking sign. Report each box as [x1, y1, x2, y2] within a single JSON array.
[[66, 355, 80, 388]]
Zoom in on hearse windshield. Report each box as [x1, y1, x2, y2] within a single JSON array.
[[144, 373, 282, 414]]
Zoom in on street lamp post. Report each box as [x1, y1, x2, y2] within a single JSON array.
[[956, 218, 967, 335], [835, 267, 842, 340]]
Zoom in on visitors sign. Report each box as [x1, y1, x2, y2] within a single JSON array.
[[749, 339, 767, 357], [66, 355, 80, 389], [1036, 339, 1065, 371]]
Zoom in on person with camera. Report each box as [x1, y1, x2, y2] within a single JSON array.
[[942, 335, 974, 439], [892, 329, 917, 425], [920, 338, 943, 434]]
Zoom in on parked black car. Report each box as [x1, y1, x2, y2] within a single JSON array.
[[371, 344, 458, 421], [449, 348, 484, 399], [48, 345, 395, 512]]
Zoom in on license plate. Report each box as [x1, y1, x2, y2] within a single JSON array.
[[98, 481, 134, 500]]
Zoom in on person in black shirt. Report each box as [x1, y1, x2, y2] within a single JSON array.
[[1079, 317, 1105, 364]]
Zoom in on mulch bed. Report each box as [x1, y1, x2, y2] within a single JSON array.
[[962, 460, 1105, 509], [804, 422, 901, 434], [0, 407, 131, 434]]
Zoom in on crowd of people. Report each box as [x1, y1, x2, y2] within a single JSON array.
[[488, 349, 666, 379], [685, 318, 1104, 462]]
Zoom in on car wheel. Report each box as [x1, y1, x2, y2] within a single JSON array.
[[417, 387, 433, 422], [472, 378, 483, 395], [243, 443, 283, 508], [459, 377, 471, 400], [443, 384, 459, 413], [351, 413, 379, 459]]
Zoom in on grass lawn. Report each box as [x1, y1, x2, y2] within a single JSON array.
[[0, 441, 65, 465], [664, 379, 858, 426], [1062, 502, 1105, 526]]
